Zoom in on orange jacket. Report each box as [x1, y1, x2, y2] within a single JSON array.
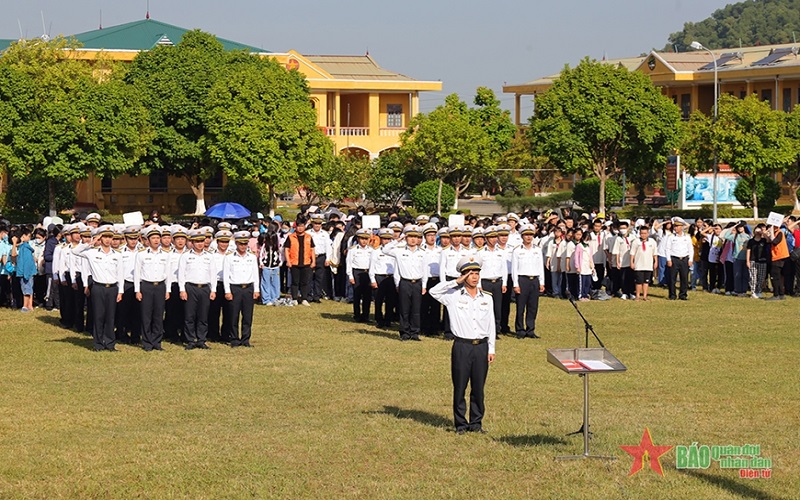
[[772, 231, 789, 261], [286, 232, 314, 266]]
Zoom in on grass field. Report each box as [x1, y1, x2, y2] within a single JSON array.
[[0, 289, 796, 499]]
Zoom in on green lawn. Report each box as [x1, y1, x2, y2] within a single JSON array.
[[0, 290, 796, 498]]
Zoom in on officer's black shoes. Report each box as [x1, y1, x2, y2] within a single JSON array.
[[184, 344, 196, 350], [410, 335, 421, 341], [526, 332, 540, 339], [516, 332, 526, 339], [153, 346, 164, 351], [456, 428, 467, 435], [197, 343, 211, 349]]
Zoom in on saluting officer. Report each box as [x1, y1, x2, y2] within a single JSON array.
[[134, 225, 172, 351], [429, 255, 496, 434], [384, 225, 426, 341], [178, 229, 216, 350], [224, 231, 260, 348], [346, 228, 374, 323], [511, 224, 545, 339], [77, 225, 124, 351], [369, 228, 396, 328]]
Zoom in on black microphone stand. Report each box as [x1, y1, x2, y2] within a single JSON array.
[[565, 292, 605, 438]]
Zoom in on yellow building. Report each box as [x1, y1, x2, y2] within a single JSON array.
[[1, 18, 442, 213]]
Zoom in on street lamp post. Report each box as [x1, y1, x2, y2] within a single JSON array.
[[690, 41, 719, 223]]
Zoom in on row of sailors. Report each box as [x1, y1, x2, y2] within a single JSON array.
[[345, 223, 545, 340], [52, 223, 259, 352]]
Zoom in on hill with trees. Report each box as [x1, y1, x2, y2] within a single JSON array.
[[666, 0, 800, 52]]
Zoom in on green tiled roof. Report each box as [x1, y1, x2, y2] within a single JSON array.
[[0, 39, 15, 51], [71, 18, 267, 53]]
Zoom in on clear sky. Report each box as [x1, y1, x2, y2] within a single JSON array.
[[3, 0, 727, 116]]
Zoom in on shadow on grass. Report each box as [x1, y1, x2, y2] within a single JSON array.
[[366, 405, 452, 429], [36, 315, 64, 327], [320, 312, 357, 322], [354, 328, 401, 341], [679, 469, 777, 500], [47, 335, 95, 351], [495, 434, 568, 447]]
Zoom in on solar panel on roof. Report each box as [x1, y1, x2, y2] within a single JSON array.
[[699, 52, 742, 71], [752, 47, 796, 66]]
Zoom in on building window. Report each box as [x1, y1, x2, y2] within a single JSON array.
[[784, 88, 792, 112], [149, 171, 168, 193], [387, 104, 403, 128], [761, 89, 772, 106], [740, 90, 747, 99], [101, 177, 112, 193], [680, 94, 691, 120]]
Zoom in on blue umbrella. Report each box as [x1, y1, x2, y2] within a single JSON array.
[[205, 202, 251, 220]]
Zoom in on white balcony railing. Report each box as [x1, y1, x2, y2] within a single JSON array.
[[340, 127, 369, 136], [380, 127, 405, 136]]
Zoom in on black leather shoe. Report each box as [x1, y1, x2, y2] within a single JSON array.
[[411, 334, 421, 341], [527, 332, 540, 339], [516, 332, 526, 339], [197, 343, 211, 349], [185, 344, 196, 350], [154, 346, 164, 351], [456, 428, 467, 435]]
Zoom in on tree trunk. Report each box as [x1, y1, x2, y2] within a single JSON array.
[[190, 179, 206, 215], [48, 178, 56, 216], [598, 172, 606, 215], [792, 183, 800, 214], [267, 183, 276, 218], [436, 178, 443, 215], [752, 185, 759, 220]]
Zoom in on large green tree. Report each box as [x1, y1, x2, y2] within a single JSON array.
[[126, 30, 245, 214], [206, 57, 332, 216], [527, 58, 681, 214], [400, 94, 492, 213], [470, 87, 516, 198], [0, 38, 151, 215], [667, 0, 800, 52], [683, 94, 797, 218], [784, 105, 800, 212]]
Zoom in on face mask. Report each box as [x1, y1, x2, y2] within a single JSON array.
[[281, 228, 289, 234], [619, 229, 628, 236]]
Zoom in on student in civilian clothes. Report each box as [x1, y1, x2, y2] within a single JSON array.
[[630, 225, 658, 301], [284, 217, 315, 306], [612, 221, 634, 299], [572, 230, 594, 301], [746, 224, 770, 299], [564, 228, 580, 298]]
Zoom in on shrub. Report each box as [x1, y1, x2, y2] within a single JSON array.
[[217, 179, 268, 212], [411, 180, 455, 213], [571, 177, 623, 210], [733, 176, 781, 213]]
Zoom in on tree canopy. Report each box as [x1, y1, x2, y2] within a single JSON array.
[[666, 0, 800, 52], [528, 58, 681, 214]]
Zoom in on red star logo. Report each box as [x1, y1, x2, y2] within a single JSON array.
[[620, 428, 673, 477]]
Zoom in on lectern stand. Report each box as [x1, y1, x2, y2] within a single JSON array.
[[547, 347, 626, 460]]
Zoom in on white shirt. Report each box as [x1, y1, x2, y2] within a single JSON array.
[[440, 245, 469, 278], [223, 250, 259, 293], [168, 248, 187, 283], [612, 234, 633, 268], [479, 246, 508, 285], [382, 242, 426, 286], [120, 245, 139, 282], [346, 244, 374, 281], [631, 238, 658, 271], [52, 244, 63, 281], [589, 230, 607, 265], [422, 246, 442, 288], [308, 228, 332, 258], [212, 249, 231, 283], [429, 279, 496, 355], [369, 245, 396, 284], [78, 247, 124, 293], [134, 247, 172, 292], [511, 243, 545, 287], [177, 250, 215, 291], [665, 233, 693, 260]]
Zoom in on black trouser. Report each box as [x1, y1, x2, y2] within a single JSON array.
[[397, 278, 422, 339], [33, 274, 47, 306], [334, 265, 347, 299], [783, 258, 795, 296], [280, 264, 290, 294], [184, 283, 211, 345], [352, 270, 372, 322], [73, 274, 86, 332], [708, 261, 723, 291], [311, 254, 327, 300], [500, 274, 513, 333], [544, 268, 552, 295], [0, 274, 11, 308], [290, 266, 312, 302], [607, 266, 620, 296], [373, 274, 396, 326], [481, 278, 503, 334], [620, 266, 635, 296], [794, 259, 800, 295], [422, 277, 442, 334], [592, 263, 605, 290], [46, 274, 60, 310], [452, 339, 489, 432], [229, 283, 254, 346], [208, 281, 232, 342], [669, 256, 690, 299], [771, 258, 787, 297], [724, 261, 735, 293], [566, 273, 579, 298], [164, 282, 184, 341], [140, 281, 166, 351], [116, 280, 140, 343], [60, 273, 74, 328], [515, 276, 540, 336], [91, 283, 118, 351]]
